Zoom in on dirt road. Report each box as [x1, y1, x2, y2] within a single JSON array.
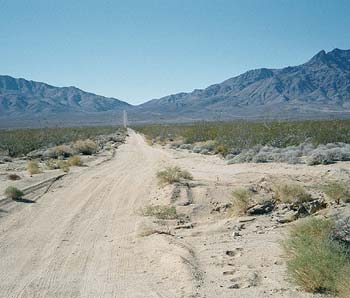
[[0, 130, 338, 297], [0, 131, 190, 298]]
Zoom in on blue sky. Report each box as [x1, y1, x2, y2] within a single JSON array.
[[1, 0, 349, 104]]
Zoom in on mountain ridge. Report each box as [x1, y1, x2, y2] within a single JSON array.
[[1, 48, 350, 127]]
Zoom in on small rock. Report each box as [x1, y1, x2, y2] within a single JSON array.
[[237, 216, 256, 223]]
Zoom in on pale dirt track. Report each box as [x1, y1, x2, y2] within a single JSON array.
[[0, 131, 184, 298]]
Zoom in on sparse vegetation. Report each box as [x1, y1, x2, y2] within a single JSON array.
[[142, 205, 178, 220], [45, 159, 60, 170], [283, 218, 350, 296], [230, 188, 253, 215], [0, 126, 121, 157], [7, 174, 21, 181], [27, 160, 40, 175], [4, 186, 24, 200], [57, 160, 70, 173], [73, 139, 99, 155], [68, 155, 84, 166], [47, 145, 73, 158], [323, 181, 350, 204], [133, 120, 350, 165], [274, 183, 311, 204], [156, 166, 193, 185]]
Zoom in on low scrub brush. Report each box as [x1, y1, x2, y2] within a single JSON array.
[[283, 218, 350, 296], [4, 186, 24, 200], [274, 183, 311, 204], [157, 166, 193, 185], [27, 160, 40, 175]]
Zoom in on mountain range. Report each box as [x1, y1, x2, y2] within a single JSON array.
[[1, 48, 350, 127]]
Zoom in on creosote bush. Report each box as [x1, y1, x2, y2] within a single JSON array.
[[4, 186, 24, 200], [283, 218, 350, 296], [274, 183, 311, 204], [142, 205, 178, 220], [73, 139, 99, 155], [230, 188, 253, 215], [68, 155, 84, 166], [323, 181, 350, 204], [27, 160, 40, 175], [156, 166, 193, 185]]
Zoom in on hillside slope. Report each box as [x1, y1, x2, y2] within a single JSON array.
[[139, 48, 350, 120], [0, 75, 130, 117]]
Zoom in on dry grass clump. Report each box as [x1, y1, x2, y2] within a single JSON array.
[[4, 186, 24, 200], [274, 183, 311, 204], [323, 181, 350, 204], [45, 159, 60, 170], [57, 160, 70, 173], [230, 188, 253, 215], [73, 139, 99, 155], [27, 160, 40, 175], [156, 166, 193, 185], [283, 218, 350, 296], [68, 155, 84, 166], [7, 174, 21, 181], [142, 205, 178, 220]]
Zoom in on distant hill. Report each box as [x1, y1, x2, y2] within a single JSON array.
[[0, 75, 130, 117], [1, 48, 350, 127], [138, 48, 350, 120]]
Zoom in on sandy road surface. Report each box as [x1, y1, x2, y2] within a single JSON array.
[[0, 131, 187, 298]]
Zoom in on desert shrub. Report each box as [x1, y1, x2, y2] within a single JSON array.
[[283, 218, 350, 295], [27, 160, 40, 175], [179, 144, 193, 150], [68, 155, 84, 166], [0, 126, 122, 157], [252, 152, 269, 163], [142, 205, 178, 220], [4, 186, 24, 200], [230, 188, 253, 215], [215, 144, 229, 155], [7, 174, 21, 181], [274, 183, 311, 204], [46, 145, 73, 158], [57, 160, 70, 173], [45, 159, 60, 170], [73, 139, 99, 155], [323, 181, 350, 204], [157, 166, 193, 185]]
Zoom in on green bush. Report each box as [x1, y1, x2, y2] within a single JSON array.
[[4, 186, 24, 200], [156, 166, 193, 185], [283, 218, 350, 296]]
